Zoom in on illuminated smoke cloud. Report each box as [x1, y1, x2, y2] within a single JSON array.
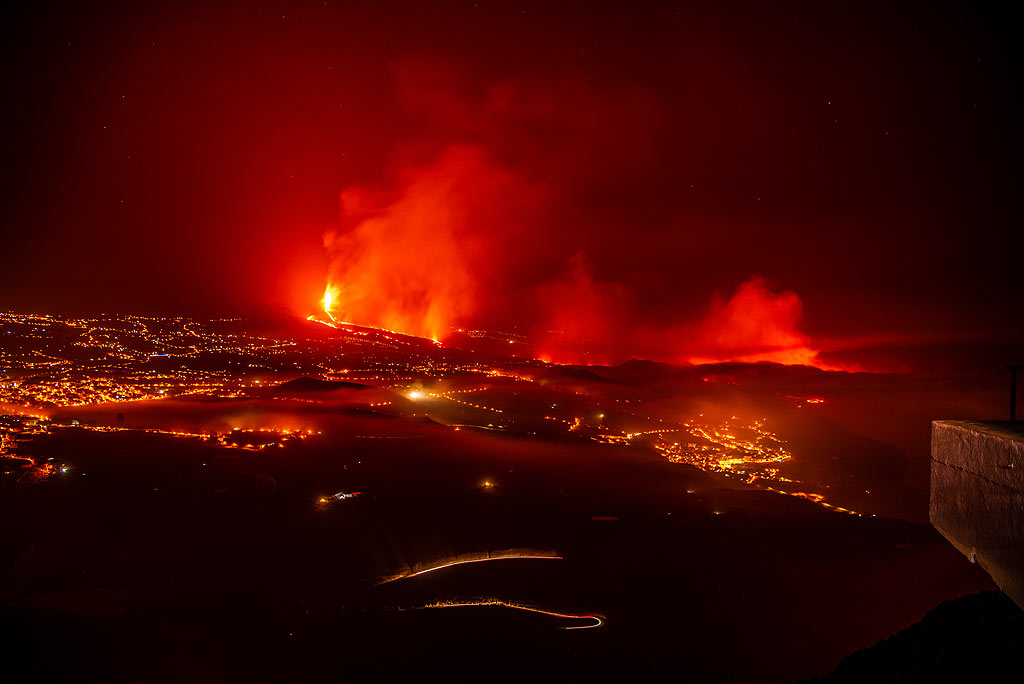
[[320, 61, 837, 370], [685, 276, 829, 368], [323, 145, 546, 341], [533, 253, 627, 365]]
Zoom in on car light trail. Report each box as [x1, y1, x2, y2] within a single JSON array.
[[419, 600, 604, 630], [380, 551, 563, 584], [404, 554, 564, 578]]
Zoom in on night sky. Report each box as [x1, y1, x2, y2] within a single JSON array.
[[1, 1, 1019, 367]]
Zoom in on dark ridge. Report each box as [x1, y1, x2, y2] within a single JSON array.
[[616, 358, 672, 372], [539, 366, 610, 383], [343, 407, 397, 418], [802, 590, 1024, 683], [274, 377, 371, 393]]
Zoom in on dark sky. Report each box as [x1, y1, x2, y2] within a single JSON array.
[[1, 1, 1019, 365]]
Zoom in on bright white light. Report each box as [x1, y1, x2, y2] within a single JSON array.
[[408, 390, 423, 400]]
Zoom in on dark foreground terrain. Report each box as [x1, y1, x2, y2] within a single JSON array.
[[0, 406, 1001, 683], [1, 314, 1017, 682]]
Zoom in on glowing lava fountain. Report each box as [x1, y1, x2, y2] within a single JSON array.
[[321, 285, 339, 323]]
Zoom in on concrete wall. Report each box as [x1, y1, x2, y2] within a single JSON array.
[[931, 420, 1024, 608]]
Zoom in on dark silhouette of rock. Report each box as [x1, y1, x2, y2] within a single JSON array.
[[273, 377, 371, 393]]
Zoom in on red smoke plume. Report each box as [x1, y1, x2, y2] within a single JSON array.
[[684, 276, 832, 368], [319, 62, 840, 371], [533, 254, 628, 366], [323, 145, 548, 340]]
